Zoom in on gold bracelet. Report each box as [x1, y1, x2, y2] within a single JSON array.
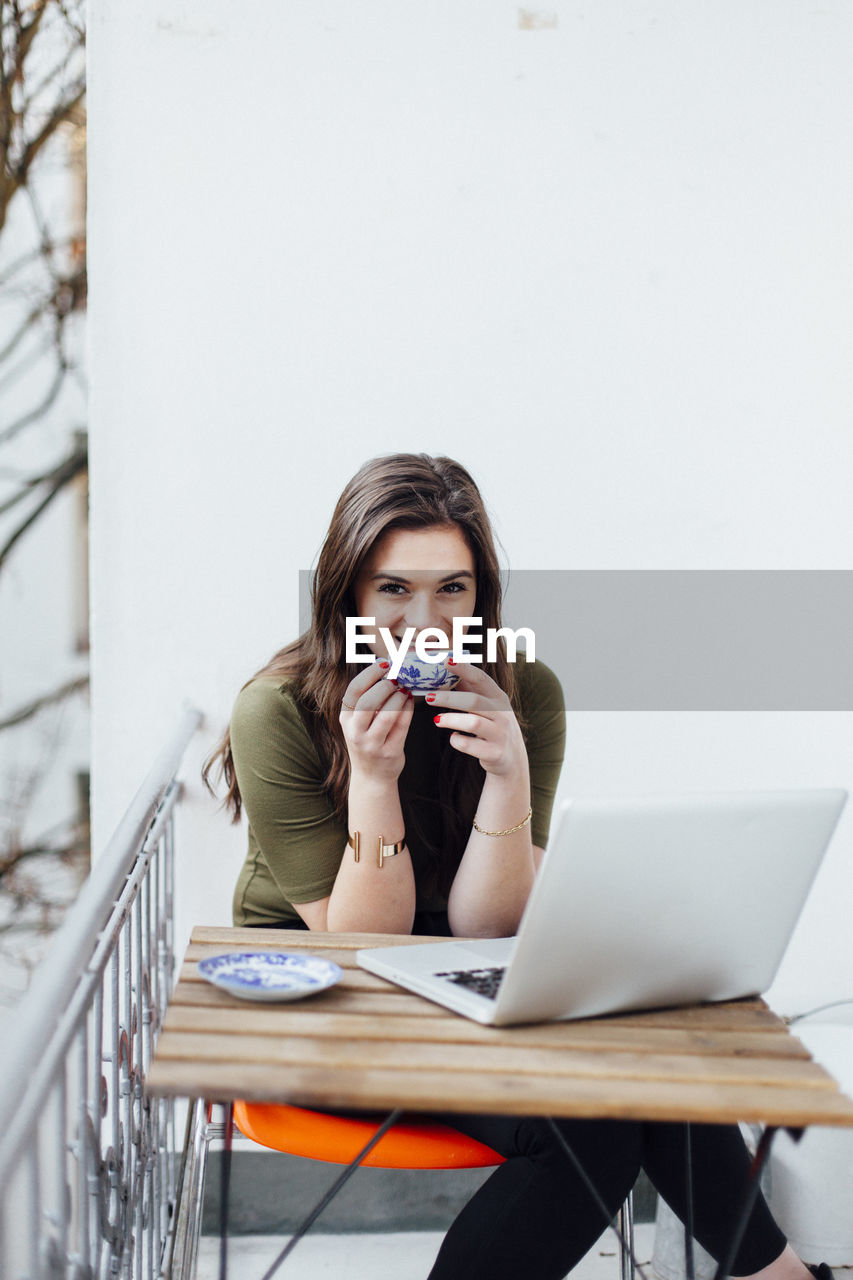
[[347, 831, 406, 868], [471, 807, 533, 838]]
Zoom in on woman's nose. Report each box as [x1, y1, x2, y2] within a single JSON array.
[[402, 594, 447, 639]]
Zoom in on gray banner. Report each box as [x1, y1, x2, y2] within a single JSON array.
[[502, 570, 853, 710], [300, 570, 853, 710]]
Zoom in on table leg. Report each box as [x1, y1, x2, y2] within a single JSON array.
[[218, 1102, 233, 1280], [684, 1122, 695, 1280]]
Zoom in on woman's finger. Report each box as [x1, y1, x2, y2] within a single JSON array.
[[431, 711, 492, 738], [343, 659, 391, 703], [425, 689, 499, 718], [382, 690, 416, 750], [342, 669, 400, 717], [444, 730, 500, 763], [443, 659, 500, 696], [365, 685, 413, 734]]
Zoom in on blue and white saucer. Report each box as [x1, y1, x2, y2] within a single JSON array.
[[197, 952, 343, 1003]]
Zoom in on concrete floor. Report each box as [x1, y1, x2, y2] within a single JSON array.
[[197, 1220, 656, 1280]]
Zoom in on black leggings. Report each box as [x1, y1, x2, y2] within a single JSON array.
[[425, 1112, 787, 1280]]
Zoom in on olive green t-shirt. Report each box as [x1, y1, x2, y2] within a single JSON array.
[[230, 654, 566, 927]]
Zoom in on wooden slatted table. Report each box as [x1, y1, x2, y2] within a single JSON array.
[[146, 927, 853, 1129]]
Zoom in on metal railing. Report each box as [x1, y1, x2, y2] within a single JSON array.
[[0, 706, 203, 1280]]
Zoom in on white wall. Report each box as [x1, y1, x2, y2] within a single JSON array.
[[88, 2, 853, 1018]]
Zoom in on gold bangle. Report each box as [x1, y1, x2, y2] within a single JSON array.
[[347, 831, 406, 868], [471, 807, 532, 838]]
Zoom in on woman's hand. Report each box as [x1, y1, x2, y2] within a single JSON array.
[[427, 661, 527, 777], [339, 660, 415, 783], [431, 661, 537, 937], [330, 660, 416, 935]]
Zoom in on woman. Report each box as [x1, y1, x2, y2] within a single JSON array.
[[205, 453, 821, 1280]]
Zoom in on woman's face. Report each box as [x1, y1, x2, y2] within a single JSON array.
[[352, 524, 477, 660]]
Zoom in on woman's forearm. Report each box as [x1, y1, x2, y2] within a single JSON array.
[[446, 770, 536, 938], [325, 769, 416, 934]]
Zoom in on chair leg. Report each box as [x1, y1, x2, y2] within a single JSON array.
[[617, 1191, 636, 1280]]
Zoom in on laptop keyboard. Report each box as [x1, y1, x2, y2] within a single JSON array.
[[433, 966, 506, 1000]]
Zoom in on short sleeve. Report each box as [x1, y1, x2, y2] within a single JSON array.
[[230, 678, 347, 905], [516, 657, 566, 848]]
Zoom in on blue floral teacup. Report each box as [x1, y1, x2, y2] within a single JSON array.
[[383, 648, 465, 695]]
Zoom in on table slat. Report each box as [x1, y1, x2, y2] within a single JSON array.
[[151, 1029, 835, 1090], [159, 1004, 810, 1059], [146, 1058, 853, 1127]]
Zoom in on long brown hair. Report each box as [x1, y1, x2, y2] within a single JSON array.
[[203, 453, 521, 893]]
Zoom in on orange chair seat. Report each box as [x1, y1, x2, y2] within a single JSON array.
[[232, 1101, 505, 1170]]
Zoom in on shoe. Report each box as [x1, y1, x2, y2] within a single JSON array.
[[808, 1266, 835, 1280]]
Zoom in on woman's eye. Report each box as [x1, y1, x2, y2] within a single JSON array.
[[378, 582, 407, 595], [439, 581, 468, 595]]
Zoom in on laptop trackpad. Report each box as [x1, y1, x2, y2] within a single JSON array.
[[441, 937, 516, 967]]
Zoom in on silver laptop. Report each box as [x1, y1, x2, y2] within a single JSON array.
[[357, 790, 847, 1026]]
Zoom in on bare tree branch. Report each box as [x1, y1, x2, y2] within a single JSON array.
[[0, 439, 86, 513], [0, 1, 89, 962], [0, 819, 89, 880], [13, 79, 86, 181], [0, 297, 48, 363], [0, 435, 85, 566], [0, 673, 89, 732], [0, 236, 80, 288], [0, 1, 84, 232], [0, 357, 66, 445]]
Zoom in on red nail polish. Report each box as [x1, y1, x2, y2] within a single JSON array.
[[433, 715, 441, 724], [447, 658, 455, 666], [379, 661, 390, 669], [426, 694, 436, 702]]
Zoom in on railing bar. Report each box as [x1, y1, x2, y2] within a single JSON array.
[[122, 921, 133, 1280], [135, 881, 153, 1280], [0, 815, 189, 1194], [56, 1061, 70, 1269], [0, 708, 201, 1158], [0, 819, 180, 1269], [152, 831, 169, 1277], [141, 782, 182, 856], [85, 780, 181, 982], [0, 714, 199, 1280], [152, 1094, 162, 1280], [26, 1133, 41, 1278], [92, 980, 104, 1163], [164, 812, 175, 995], [0, 954, 117, 1207], [155, 821, 165, 1039], [141, 859, 160, 1280], [150, 833, 161, 1051], [133, 895, 144, 1280], [111, 942, 121, 1262], [133, 888, 146, 1280], [124, 910, 134, 1237], [141, 873, 152, 1078], [78, 1019, 92, 1273], [135, 885, 146, 1077], [90, 973, 105, 1272]]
